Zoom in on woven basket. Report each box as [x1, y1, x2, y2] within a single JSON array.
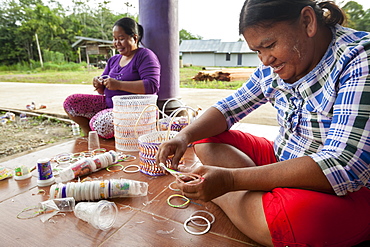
[[158, 98, 198, 132], [112, 95, 158, 151], [138, 130, 178, 176], [136, 104, 189, 176]]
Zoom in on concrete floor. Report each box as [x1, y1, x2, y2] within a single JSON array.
[[0, 82, 279, 140], [1, 82, 277, 124]]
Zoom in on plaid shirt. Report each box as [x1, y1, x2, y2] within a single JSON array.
[[214, 25, 370, 196]]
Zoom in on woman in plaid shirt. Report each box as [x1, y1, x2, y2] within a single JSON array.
[[157, 0, 370, 246]]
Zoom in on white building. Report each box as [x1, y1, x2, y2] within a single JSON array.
[[179, 39, 260, 67]]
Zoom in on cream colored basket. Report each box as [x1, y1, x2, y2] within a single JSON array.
[[112, 95, 158, 151]]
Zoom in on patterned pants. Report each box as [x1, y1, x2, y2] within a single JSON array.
[[63, 94, 114, 139]]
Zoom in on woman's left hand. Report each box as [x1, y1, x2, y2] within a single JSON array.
[[176, 165, 234, 202], [103, 78, 121, 90]]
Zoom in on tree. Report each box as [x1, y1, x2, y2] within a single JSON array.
[[356, 9, 370, 31], [342, 1, 370, 31], [0, 0, 198, 67], [124, 2, 134, 15], [179, 29, 202, 44], [0, 0, 25, 64], [0, 0, 67, 65], [0, 0, 131, 65]]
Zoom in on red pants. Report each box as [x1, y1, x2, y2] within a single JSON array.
[[194, 130, 370, 246]]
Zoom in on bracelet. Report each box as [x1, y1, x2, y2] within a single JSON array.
[[92, 148, 106, 156], [167, 194, 190, 208], [54, 153, 72, 165], [123, 164, 140, 173], [117, 153, 136, 162], [81, 151, 93, 158], [17, 206, 43, 219], [71, 152, 84, 159], [106, 164, 124, 172], [176, 173, 205, 185], [190, 210, 215, 226], [183, 216, 211, 235], [168, 181, 181, 191]]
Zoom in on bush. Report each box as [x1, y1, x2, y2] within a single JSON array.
[[43, 50, 65, 64], [0, 59, 88, 72], [35, 62, 88, 72]]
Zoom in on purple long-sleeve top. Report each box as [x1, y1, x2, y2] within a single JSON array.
[[101, 47, 161, 108]]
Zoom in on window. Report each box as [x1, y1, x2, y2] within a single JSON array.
[[226, 53, 231, 61]]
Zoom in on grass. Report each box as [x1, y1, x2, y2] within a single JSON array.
[[0, 66, 248, 90], [0, 69, 102, 84]]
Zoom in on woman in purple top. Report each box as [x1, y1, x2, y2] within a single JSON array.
[[64, 17, 161, 139]]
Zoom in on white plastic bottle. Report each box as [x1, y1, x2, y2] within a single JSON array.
[[71, 122, 80, 136]]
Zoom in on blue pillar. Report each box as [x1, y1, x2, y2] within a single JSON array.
[[139, 0, 180, 113]]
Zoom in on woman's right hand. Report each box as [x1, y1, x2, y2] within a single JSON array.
[[156, 134, 189, 170], [177, 165, 234, 202], [93, 76, 105, 94]]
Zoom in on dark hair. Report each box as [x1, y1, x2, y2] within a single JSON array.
[[114, 17, 144, 44], [239, 0, 346, 34]]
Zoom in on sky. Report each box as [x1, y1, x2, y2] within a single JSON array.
[[61, 0, 370, 42]]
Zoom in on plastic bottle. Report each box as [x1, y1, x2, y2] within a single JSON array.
[[71, 122, 80, 136], [58, 150, 118, 182], [36, 158, 55, 187], [50, 179, 148, 201], [19, 113, 28, 124]]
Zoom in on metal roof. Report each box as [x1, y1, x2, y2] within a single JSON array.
[[216, 41, 254, 53], [72, 36, 112, 48], [179, 39, 222, 52], [179, 39, 255, 54]]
